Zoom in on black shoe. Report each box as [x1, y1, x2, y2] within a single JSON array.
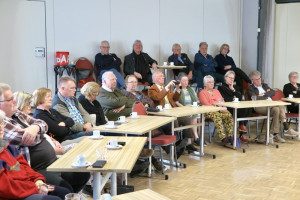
[[176, 147, 185, 159], [186, 144, 198, 151], [176, 138, 188, 150], [83, 185, 93, 196]]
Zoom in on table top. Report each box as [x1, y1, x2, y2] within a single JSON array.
[[282, 97, 300, 104], [112, 189, 171, 200], [147, 105, 226, 117], [47, 136, 147, 173], [158, 65, 186, 69], [94, 115, 176, 135], [215, 100, 291, 109]]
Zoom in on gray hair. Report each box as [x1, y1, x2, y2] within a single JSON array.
[[100, 40, 109, 46], [224, 70, 235, 78], [152, 71, 164, 82], [0, 110, 5, 122], [102, 71, 115, 84], [133, 40, 142, 48], [289, 71, 298, 78], [199, 42, 208, 48], [203, 75, 214, 84], [172, 43, 181, 50], [0, 83, 11, 102], [249, 71, 261, 80], [178, 72, 188, 81], [58, 76, 76, 88]]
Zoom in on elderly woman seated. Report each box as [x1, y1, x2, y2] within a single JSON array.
[[283, 71, 300, 113], [122, 75, 154, 107], [175, 73, 204, 146], [199, 75, 234, 144], [0, 110, 70, 199], [14, 91, 33, 115], [218, 70, 252, 143]]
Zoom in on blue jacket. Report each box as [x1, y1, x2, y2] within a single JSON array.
[[194, 51, 217, 73]]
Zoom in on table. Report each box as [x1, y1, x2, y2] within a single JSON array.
[[282, 97, 300, 131], [112, 189, 171, 200], [54, 64, 76, 94], [148, 105, 226, 156], [47, 136, 147, 200], [158, 65, 186, 81], [215, 100, 291, 148], [94, 115, 177, 177]]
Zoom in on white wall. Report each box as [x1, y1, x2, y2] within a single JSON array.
[[273, 3, 300, 89], [1, 0, 246, 93], [241, 0, 259, 76]]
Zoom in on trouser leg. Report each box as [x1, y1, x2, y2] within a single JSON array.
[[205, 112, 226, 140]]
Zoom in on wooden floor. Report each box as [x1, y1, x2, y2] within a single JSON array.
[[127, 123, 300, 200]]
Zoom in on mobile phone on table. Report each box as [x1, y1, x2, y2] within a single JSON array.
[[92, 160, 107, 168], [118, 141, 126, 146]]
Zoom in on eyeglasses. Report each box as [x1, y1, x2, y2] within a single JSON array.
[[101, 46, 110, 49], [226, 76, 234, 80], [127, 81, 137, 84], [252, 77, 261, 81], [0, 96, 14, 103]]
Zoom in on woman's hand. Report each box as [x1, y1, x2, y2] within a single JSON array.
[[58, 122, 66, 126]]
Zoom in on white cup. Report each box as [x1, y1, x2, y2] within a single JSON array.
[[251, 95, 257, 101], [130, 112, 138, 118], [93, 130, 101, 138], [164, 104, 170, 109], [192, 102, 198, 107], [163, 62, 168, 66], [233, 98, 239, 102], [118, 116, 126, 122], [289, 94, 293, 98], [76, 154, 86, 165], [108, 139, 118, 147], [156, 105, 163, 111], [107, 121, 114, 127], [65, 193, 81, 200], [170, 62, 174, 66]]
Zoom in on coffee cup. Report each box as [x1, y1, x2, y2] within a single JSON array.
[[164, 104, 170, 110], [118, 116, 126, 122], [192, 102, 198, 107], [76, 154, 86, 166], [101, 193, 112, 200], [156, 105, 163, 111], [233, 98, 239, 102], [107, 121, 114, 127], [163, 62, 168, 66], [65, 193, 81, 200], [130, 112, 138, 118], [108, 139, 118, 147], [289, 94, 293, 98], [251, 95, 257, 101], [170, 62, 174, 66], [93, 130, 101, 138]]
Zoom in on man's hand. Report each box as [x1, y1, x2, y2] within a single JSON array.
[[83, 122, 93, 133], [113, 105, 125, 113], [224, 65, 232, 70], [152, 63, 158, 70], [20, 125, 40, 146], [166, 80, 175, 89], [134, 72, 142, 79], [58, 122, 66, 126], [266, 89, 270, 92]]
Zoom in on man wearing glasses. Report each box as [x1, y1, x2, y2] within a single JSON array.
[[94, 40, 125, 89]]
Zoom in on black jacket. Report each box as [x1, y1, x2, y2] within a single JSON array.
[[218, 82, 242, 102], [123, 52, 157, 75], [168, 53, 194, 76]]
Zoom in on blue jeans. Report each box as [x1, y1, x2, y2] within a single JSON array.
[[71, 131, 93, 138], [99, 68, 125, 89], [193, 70, 204, 89]]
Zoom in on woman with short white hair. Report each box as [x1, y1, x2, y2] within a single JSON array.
[[283, 71, 300, 113], [199, 75, 234, 144]]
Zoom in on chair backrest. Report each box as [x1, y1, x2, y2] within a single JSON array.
[[272, 89, 285, 101], [132, 101, 147, 115], [75, 57, 93, 76]]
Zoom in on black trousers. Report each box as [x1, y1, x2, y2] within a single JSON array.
[[227, 107, 252, 126], [232, 68, 251, 93]]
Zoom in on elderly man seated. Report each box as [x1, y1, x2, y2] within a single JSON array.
[[98, 71, 136, 121], [51, 76, 93, 138], [247, 70, 299, 143], [124, 40, 158, 84], [148, 71, 197, 152]]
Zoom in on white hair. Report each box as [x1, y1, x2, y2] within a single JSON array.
[[102, 71, 115, 84], [203, 75, 214, 84]]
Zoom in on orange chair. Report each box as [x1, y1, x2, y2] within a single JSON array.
[[75, 57, 95, 90], [132, 102, 179, 179]]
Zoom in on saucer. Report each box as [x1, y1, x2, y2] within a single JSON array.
[[89, 135, 104, 140], [232, 101, 239, 103], [105, 125, 118, 129], [116, 120, 128, 124], [71, 161, 91, 168], [163, 108, 172, 110], [192, 105, 198, 107], [106, 144, 122, 150], [130, 116, 140, 119]]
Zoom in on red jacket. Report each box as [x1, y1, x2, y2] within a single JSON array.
[[0, 140, 45, 199]]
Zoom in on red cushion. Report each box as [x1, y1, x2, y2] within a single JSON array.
[[286, 113, 299, 118], [138, 82, 150, 86], [151, 135, 177, 145]]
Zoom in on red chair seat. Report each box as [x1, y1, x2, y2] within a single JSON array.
[[286, 113, 299, 118], [151, 135, 177, 145], [138, 82, 150, 86]]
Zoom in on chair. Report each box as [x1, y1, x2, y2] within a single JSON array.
[[132, 102, 178, 179], [75, 57, 95, 90]]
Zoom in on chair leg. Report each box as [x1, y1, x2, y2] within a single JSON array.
[[159, 146, 164, 175], [172, 143, 178, 167], [256, 120, 259, 136], [260, 119, 265, 134], [248, 121, 251, 138]]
